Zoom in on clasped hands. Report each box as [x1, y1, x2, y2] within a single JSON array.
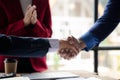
[[58, 36, 86, 60], [23, 5, 37, 26]]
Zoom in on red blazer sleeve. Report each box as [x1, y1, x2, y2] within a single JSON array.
[[5, 20, 27, 36], [0, 1, 27, 36], [32, 0, 52, 38]]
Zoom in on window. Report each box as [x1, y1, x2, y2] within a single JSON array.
[[98, 0, 120, 78], [47, 0, 120, 79], [48, 0, 94, 71]]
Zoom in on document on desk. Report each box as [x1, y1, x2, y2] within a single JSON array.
[[22, 71, 79, 80], [0, 77, 30, 80], [57, 77, 101, 80]]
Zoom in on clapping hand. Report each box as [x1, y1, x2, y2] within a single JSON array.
[[23, 5, 37, 26]]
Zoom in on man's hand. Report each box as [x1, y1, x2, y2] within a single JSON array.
[[58, 39, 80, 60], [67, 36, 86, 50], [58, 36, 86, 60], [67, 36, 80, 49]]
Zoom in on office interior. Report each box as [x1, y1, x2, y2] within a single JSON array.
[[48, 0, 120, 79], [0, 0, 120, 80]]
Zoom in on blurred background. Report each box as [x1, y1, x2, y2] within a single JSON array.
[[46, 0, 120, 79]]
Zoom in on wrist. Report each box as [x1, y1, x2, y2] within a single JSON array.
[[78, 39, 86, 50], [59, 40, 62, 49], [23, 19, 30, 27], [31, 19, 37, 25]]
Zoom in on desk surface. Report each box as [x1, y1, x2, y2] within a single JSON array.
[[0, 70, 118, 80], [44, 70, 118, 80]]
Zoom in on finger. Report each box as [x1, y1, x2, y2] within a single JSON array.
[[63, 52, 74, 60], [67, 36, 74, 44], [69, 52, 77, 58], [59, 52, 68, 59], [58, 48, 69, 56], [60, 48, 76, 59], [64, 39, 79, 52], [66, 50, 77, 58], [27, 5, 36, 15], [32, 10, 37, 17], [27, 4, 32, 10], [58, 49, 66, 54], [31, 10, 37, 24], [71, 45, 80, 53], [32, 5, 36, 10], [60, 48, 71, 54], [62, 53, 71, 60], [59, 51, 75, 60], [58, 47, 78, 59], [68, 37, 80, 50], [71, 46, 79, 54], [67, 36, 80, 50], [25, 5, 32, 14]]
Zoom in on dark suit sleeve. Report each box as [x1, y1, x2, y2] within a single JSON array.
[[89, 0, 120, 41], [80, 0, 120, 51], [0, 34, 51, 57]]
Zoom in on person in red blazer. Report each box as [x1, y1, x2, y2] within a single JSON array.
[[0, 0, 52, 73]]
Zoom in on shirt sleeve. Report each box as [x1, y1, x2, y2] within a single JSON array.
[[48, 39, 59, 52], [80, 32, 100, 51]]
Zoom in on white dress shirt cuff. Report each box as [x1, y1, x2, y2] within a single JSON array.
[[48, 39, 59, 52]]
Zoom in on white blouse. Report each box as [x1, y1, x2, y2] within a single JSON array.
[[20, 0, 32, 14]]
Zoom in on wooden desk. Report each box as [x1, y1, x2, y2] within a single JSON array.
[[0, 70, 117, 80], [44, 70, 118, 80]]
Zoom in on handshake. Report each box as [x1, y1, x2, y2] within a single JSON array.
[[58, 36, 86, 60]]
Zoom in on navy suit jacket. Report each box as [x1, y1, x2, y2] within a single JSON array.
[[0, 34, 51, 57], [81, 0, 120, 51], [90, 0, 120, 41]]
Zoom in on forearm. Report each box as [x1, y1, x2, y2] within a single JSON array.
[[80, 0, 120, 51], [32, 20, 52, 37], [4, 20, 28, 36], [0, 34, 51, 57], [89, 0, 120, 41], [78, 39, 87, 50], [32, 1, 52, 37]]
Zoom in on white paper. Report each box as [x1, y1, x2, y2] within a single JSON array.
[[57, 77, 101, 80], [0, 77, 30, 80]]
